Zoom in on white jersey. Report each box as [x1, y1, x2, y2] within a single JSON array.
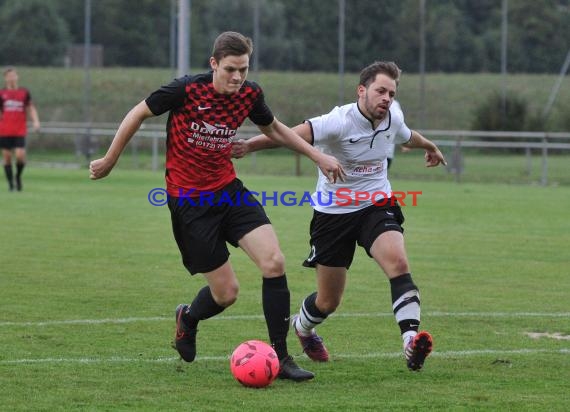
[[385, 101, 402, 159], [308, 101, 411, 214]]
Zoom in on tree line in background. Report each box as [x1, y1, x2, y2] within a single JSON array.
[[1, 0, 569, 73]]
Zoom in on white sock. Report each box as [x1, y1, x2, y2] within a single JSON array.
[[295, 301, 326, 337], [293, 315, 313, 337]]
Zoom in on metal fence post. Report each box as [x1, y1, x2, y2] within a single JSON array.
[[131, 138, 139, 169], [541, 135, 548, 186], [525, 146, 532, 177], [455, 138, 462, 183], [152, 136, 158, 172]]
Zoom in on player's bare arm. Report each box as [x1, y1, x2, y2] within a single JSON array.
[[403, 130, 447, 167], [232, 122, 312, 158], [27, 104, 40, 132], [257, 120, 345, 182], [233, 122, 347, 183], [231, 134, 279, 159], [231, 129, 287, 158], [90, 100, 155, 180]]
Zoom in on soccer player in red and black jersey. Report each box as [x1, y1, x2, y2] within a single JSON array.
[[0, 67, 40, 191], [90, 32, 345, 381]]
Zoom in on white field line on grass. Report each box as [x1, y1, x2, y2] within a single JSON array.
[[0, 311, 569, 328], [1, 349, 569, 365]]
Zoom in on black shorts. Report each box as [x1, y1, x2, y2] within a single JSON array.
[[303, 201, 405, 269], [168, 178, 271, 275], [0, 137, 26, 149]]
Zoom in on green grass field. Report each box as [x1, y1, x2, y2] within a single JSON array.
[[1, 168, 569, 411]]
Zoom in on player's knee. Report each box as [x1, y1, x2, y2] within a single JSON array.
[[259, 250, 285, 276]]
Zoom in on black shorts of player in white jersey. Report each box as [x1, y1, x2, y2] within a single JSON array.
[[303, 201, 405, 269], [167, 178, 271, 275]]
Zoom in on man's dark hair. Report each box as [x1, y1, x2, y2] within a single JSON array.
[[212, 32, 253, 62], [3, 66, 16, 76], [359, 61, 401, 87]]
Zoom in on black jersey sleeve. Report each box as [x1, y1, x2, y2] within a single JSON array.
[[145, 77, 188, 116], [248, 88, 274, 126]]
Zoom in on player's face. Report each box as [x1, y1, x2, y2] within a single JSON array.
[[4, 70, 18, 88], [210, 54, 250, 95], [358, 73, 397, 121]]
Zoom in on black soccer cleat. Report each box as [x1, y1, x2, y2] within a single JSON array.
[[173, 304, 198, 362], [405, 331, 433, 371], [277, 355, 315, 381]]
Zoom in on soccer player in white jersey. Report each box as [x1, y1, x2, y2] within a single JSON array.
[[232, 61, 446, 371]]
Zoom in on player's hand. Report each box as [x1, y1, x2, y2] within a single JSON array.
[[425, 148, 447, 167], [33, 121, 40, 133], [89, 157, 115, 180], [231, 139, 249, 159], [316, 153, 346, 183]]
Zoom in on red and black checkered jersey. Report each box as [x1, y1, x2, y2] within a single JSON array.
[[0, 87, 31, 137], [145, 72, 274, 197]]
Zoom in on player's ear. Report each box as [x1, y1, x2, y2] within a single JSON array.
[[209, 57, 218, 71]]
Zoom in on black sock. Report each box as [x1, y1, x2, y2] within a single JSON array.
[[303, 292, 328, 318], [262, 274, 290, 359], [390, 273, 421, 334], [186, 286, 225, 329], [4, 164, 13, 189], [15, 162, 24, 190]]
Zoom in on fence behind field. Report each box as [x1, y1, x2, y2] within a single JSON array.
[[27, 122, 570, 186]]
